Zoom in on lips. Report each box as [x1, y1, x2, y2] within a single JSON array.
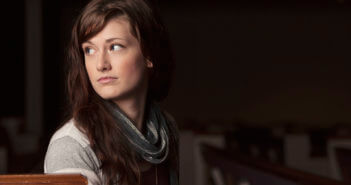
[[98, 76, 117, 84]]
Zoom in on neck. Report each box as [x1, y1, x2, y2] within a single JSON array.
[[112, 93, 147, 131]]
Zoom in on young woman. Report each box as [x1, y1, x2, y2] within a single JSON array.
[[44, 0, 178, 185]]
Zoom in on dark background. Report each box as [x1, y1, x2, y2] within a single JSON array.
[[1, 0, 351, 176]]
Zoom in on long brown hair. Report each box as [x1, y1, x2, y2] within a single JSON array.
[[65, 0, 177, 184]]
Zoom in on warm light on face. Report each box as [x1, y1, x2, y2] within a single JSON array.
[[82, 17, 153, 103]]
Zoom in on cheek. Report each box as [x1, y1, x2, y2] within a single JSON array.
[[84, 60, 95, 82], [117, 53, 146, 78], [127, 60, 146, 81]]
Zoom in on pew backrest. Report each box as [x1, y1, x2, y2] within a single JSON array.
[[0, 174, 87, 185]]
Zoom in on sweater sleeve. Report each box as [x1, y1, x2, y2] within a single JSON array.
[[44, 136, 103, 185]]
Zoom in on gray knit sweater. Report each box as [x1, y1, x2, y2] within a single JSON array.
[[44, 119, 104, 185]]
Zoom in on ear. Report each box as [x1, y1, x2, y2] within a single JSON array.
[[146, 59, 153, 68]]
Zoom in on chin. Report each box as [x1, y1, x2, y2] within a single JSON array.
[[95, 86, 138, 102], [95, 89, 120, 100], [99, 93, 121, 100]]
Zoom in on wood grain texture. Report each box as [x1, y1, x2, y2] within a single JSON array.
[[0, 174, 87, 185]]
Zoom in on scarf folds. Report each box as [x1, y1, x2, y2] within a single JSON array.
[[104, 101, 178, 185]]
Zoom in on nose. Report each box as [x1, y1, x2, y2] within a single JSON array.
[[96, 51, 112, 72]]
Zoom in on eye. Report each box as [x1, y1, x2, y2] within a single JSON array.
[[84, 47, 95, 55], [110, 44, 123, 51]]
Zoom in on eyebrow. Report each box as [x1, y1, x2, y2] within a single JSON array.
[[83, 38, 124, 45], [106, 37, 124, 43]]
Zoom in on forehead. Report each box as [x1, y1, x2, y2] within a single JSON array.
[[92, 17, 133, 40]]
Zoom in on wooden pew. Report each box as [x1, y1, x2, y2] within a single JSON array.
[[0, 174, 87, 185], [201, 144, 347, 185]]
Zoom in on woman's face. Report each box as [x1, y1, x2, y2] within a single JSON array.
[[82, 17, 152, 102]]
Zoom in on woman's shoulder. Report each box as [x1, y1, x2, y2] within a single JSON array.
[[162, 110, 176, 124], [162, 110, 179, 136], [44, 119, 101, 175], [49, 119, 90, 148]]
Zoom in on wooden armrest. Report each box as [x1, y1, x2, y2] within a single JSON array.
[[0, 174, 87, 185]]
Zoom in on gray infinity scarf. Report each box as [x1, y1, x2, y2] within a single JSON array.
[[104, 101, 179, 185], [104, 101, 169, 164], [106, 102, 179, 185]]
